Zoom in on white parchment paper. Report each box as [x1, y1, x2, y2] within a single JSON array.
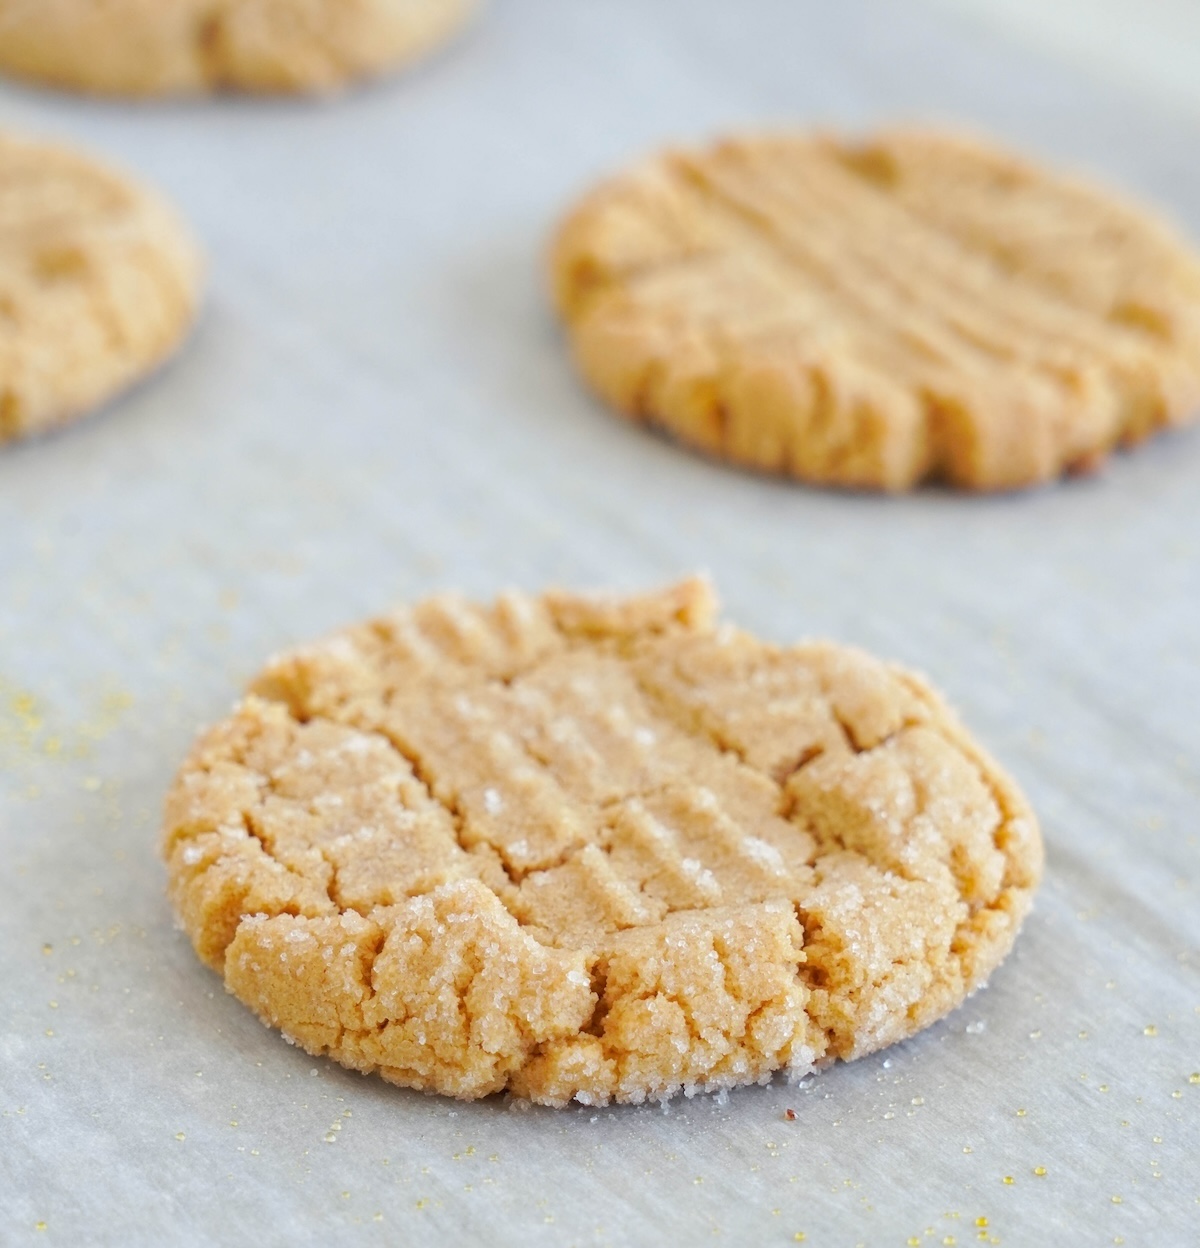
[[2, 1, 1198, 1243]]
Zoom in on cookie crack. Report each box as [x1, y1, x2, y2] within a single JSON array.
[[240, 803, 340, 909], [892, 672, 1039, 893], [579, 961, 611, 1040]]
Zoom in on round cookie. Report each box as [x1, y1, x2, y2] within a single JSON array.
[[0, 0, 478, 97], [163, 578, 1042, 1107], [0, 132, 202, 445], [551, 129, 1200, 491]]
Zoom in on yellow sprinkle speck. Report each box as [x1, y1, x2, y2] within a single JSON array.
[[975, 1219, 988, 1228], [1099, 1085, 1109, 1093], [1078, 1031, 1088, 1040], [963, 1146, 973, 1154], [373, 1214, 383, 1223], [1153, 1136, 1162, 1144], [1002, 1176, 1014, 1186], [1111, 1195, 1123, 1204], [911, 1096, 925, 1106], [35, 1223, 46, 1233], [1029, 1030, 1042, 1040], [1171, 1090, 1183, 1099], [1144, 1025, 1158, 1037], [1189, 1073, 1200, 1085], [1033, 1166, 1047, 1177], [44, 1029, 54, 1037], [1016, 1108, 1027, 1117], [175, 1132, 185, 1141], [944, 1238, 957, 1246], [41, 944, 52, 956], [907, 1239, 920, 1247], [794, 1236, 806, 1244]]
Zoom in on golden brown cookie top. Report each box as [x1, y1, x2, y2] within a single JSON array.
[[0, 0, 478, 97], [163, 579, 1042, 1106], [0, 132, 201, 444], [551, 128, 1200, 491]]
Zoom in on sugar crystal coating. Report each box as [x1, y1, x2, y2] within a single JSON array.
[[163, 578, 1043, 1105]]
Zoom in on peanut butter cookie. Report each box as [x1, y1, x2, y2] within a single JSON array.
[[551, 129, 1200, 490], [163, 578, 1042, 1105], [0, 132, 201, 445], [0, 0, 477, 96]]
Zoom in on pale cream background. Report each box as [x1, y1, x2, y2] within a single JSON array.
[[931, 0, 1200, 115]]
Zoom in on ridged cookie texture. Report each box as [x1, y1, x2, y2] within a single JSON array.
[[0, 0, 477, 96], [551, 129, 1200, 492], [163, 578, 1042, 1106], [0, 132, 202, 445]]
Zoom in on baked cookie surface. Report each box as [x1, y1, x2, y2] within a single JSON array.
[[0, 132, 201, 445], [551, 129, 1200, 491], [164, 579, 1042, 1106], [0, 0, 477, 96]]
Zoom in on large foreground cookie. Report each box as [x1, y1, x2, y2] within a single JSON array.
[[551, 129, 1200, 491], [164, 579, 1042, 1105], [0, 132, 201, 444], [0, 0, 477, 96]]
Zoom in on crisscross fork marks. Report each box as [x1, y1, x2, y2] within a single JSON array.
[[552, 128, 1200, 489], [164, 579, 1043, 1104]]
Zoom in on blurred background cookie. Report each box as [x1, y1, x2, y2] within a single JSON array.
[[0, 0, 479, 97], [552, 128, 1200, 491], [0, 131, 201, 445]]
